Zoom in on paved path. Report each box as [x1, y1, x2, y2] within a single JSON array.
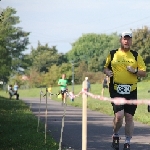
[[22, 98, 150, 150]]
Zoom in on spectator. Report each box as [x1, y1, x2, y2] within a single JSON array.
[[9, 85, 19, 100], [14, 82, 19, 92]]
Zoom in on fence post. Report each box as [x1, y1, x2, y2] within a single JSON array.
[[45, 88, 48, 144], [37, 89, 43, 132], [82, 79, 88, 150]]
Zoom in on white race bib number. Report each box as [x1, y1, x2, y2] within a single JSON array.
[[117, 85, 131, 94]]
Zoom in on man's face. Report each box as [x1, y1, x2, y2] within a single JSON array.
[[120, 36, 132, 49], [62, 74, 66, 79]]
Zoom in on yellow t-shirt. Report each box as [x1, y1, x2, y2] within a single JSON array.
[[104, 48, 146, 91]]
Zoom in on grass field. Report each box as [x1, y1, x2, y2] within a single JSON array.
[[0, 81, 150, 149]]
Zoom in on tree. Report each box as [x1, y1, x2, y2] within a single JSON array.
[[0, 7, 30, 81], [30, 42, 67, 73], [66, 33, 119, 72], [131, 26, 150, 72], [43, 63, 72, 86]]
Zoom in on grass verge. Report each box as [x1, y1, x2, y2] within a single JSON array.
[[0, 96, 58, 150]]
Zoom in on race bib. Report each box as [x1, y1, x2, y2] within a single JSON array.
[[117, 85, 131, 94]]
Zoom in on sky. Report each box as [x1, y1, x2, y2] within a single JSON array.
[[1, 0, 150, 54]]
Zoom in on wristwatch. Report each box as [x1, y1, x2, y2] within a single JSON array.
[[133, 69, 138, 74]]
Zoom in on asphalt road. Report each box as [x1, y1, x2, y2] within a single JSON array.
[[21, 97, 150, 150]]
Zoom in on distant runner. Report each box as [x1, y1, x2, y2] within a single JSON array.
[[58, 74, 68, 105]]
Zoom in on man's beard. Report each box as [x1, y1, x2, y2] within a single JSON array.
[[123, 45, 130, 49]]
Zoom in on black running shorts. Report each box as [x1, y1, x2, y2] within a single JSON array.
[[110, 88, 137, 116], [103, 84, 108, 88], [61, 90, 67, 95]]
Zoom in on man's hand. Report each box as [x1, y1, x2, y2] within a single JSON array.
[[106, 70, 113, 77], [127, 66, 137, 74]]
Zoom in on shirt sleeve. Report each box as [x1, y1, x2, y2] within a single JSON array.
[[104, 53, 111, 68], [137, 55, 146, 71]]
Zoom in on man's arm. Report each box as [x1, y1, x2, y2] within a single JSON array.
[[136, 70, 146, 77], [104, 68, 113, 77], [58, 79, 61, 86], [127, 55, 146, 77], [136, 55, 146, 77], [127, 66, 146, 77]]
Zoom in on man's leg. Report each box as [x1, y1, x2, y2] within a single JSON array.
[[16, 93, 19, 100], [101, 88, 104, 97], [62, 94, 64, 103], [9, 92, 12, 99], [63, 92, 67, 104], [123, 112, 134, 149], [113, 110, 124, 134], [123, 90, 137, 149], [61, 90, 65, 105], [111, 109, 124, 150]]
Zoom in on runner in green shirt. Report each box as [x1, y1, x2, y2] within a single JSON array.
[[58, 74, 68, 105]]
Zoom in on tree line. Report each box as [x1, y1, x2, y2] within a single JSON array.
[[1, 7, 150, 88]]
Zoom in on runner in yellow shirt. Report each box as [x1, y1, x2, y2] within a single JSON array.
[[103, 31, 146, 150]]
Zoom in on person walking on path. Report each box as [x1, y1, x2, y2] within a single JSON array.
[[58, 74, 68, 105], [101, 75, 109, 97], [103, 31, 146, 150]]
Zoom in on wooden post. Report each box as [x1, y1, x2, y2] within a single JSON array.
[[82, 80, 88, 150], [45, 88, 48, 144], [37, 89, 42, 132]]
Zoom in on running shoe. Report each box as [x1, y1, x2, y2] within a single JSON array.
[[123, 143, 130, 150], [111, 136, 119, 150]]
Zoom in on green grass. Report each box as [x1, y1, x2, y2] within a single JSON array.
[[0, 96, 58, 150]]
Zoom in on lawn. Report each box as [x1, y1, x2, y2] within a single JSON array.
[[0, 96, 58, 150]]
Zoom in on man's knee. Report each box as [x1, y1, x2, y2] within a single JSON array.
[[125, 113, 133, 122], [115, 111, 124, 123]]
